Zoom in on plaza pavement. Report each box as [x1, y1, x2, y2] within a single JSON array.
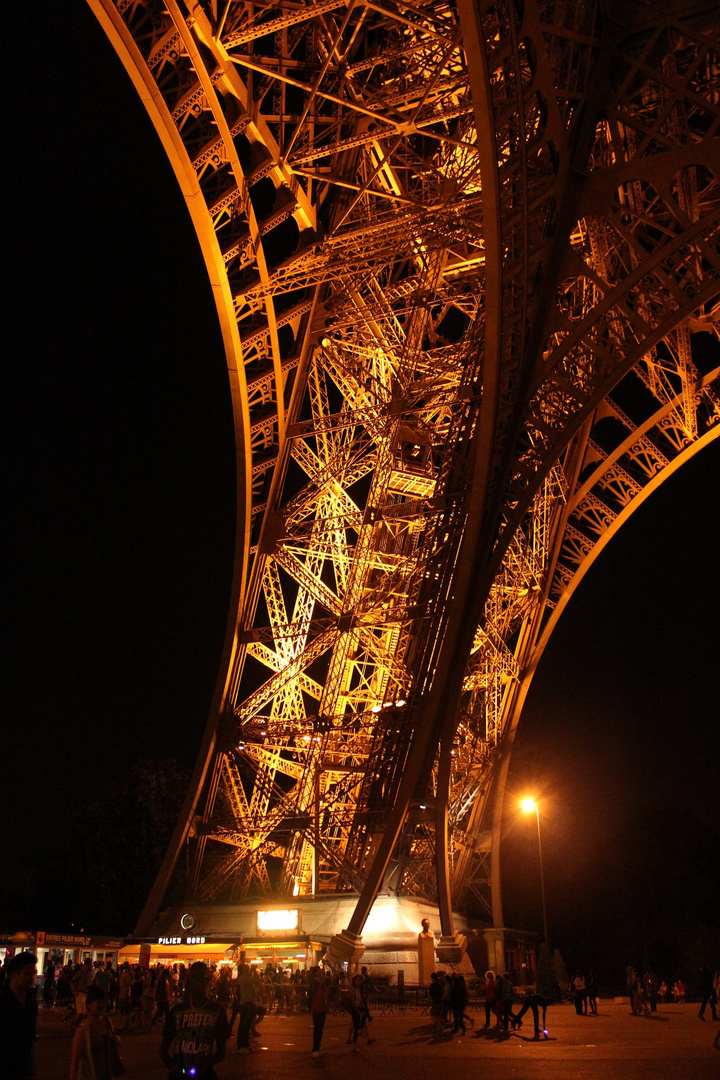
[[36, 1000, 720, 1080]]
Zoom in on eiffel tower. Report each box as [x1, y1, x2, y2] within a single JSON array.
[[88, 0, 720, 967]]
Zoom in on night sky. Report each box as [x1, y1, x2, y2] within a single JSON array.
[[5, 4, 719, 969]]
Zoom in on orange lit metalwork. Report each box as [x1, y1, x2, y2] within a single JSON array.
[[87, 0, 720, 955]]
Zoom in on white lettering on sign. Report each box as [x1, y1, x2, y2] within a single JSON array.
[[156, 935, 207, 946]]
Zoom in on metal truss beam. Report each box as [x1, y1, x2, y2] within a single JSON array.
[[86, 0, 720, 944]]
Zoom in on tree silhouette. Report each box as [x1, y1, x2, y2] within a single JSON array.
[[71, 757, 188, 932]]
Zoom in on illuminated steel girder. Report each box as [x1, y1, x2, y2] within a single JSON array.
[[87, 0, 720, 945]]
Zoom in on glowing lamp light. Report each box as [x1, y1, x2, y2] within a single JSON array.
[[371, 704, 383, 713], [257, 908, 299, 932], [520, 796, 549, 947]]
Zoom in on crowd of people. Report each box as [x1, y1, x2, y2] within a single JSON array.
[[2, 950, 719, 1079], [621, 965, 720, 1020], [476, 970, 550, 1037], [0, 952, 383, 1077], [427, 968, 550, 1039]]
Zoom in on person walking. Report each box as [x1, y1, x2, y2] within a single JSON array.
[[348, 973, 374, 1048], [338, 976, 364, 1050], [512, 989, 550, 1038], [586, 970, 598, 1015], [644, 970, 658, 1013], [214, 968, 233, 1019], [57, 963, 72, 1007], [572, 971, 587, 1015], [94, 963, 115, 1013], [116, 965, 132, 1031], [439, 970, 452, 1025], [69, 987, 123, 1080], [160, 962, 229, 1080], [0, 952, 38, 1080], [496, 973, 515, 1030], [234, 965, 257, 1054], [428, 972, 444, 1036], [70, 958, 94, 1033], [359, 966, 376, 1026], [449, 974, 469, 1035], [43, 959, 56, 1009], [151, 968, 172, 1029], [308, 968, 329, 1059], [698, 967, 718, 1021], [482, 970, 497, 1028], [632, 970, 650, 1016]]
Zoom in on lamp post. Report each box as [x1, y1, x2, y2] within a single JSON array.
[[521, 797, 549, 949]]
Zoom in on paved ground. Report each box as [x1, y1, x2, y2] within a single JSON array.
[[37, 1001, 720, 1080]]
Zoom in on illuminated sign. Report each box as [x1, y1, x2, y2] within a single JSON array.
[[256, 909, 299, 932], [157, 936, 206, 946], [38, 933, 92, 947]]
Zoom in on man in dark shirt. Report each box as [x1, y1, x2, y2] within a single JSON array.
[[160, 962, 229, 1080], [698, 966, 718, 1021], [0, 951, 39, 1079], [512, 989, 550, 1038]]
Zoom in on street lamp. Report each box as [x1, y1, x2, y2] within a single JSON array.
[[521, 797, 549, 949]]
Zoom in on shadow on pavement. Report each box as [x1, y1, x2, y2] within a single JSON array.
[[510, 1032, 557, 1043]]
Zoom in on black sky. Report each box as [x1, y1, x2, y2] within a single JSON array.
[[4, 4, 719, 955], [5, 4, 235, 877]]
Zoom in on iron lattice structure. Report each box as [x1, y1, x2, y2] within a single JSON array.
[[88, 0, 720, 944]]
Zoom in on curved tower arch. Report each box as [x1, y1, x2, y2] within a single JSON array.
[[86, 0, 720, 956], [451, 360, 720, 925]]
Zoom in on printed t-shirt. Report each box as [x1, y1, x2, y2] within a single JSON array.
[[162, 1000, 230, 1079]]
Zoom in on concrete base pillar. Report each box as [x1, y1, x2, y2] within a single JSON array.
[[435, 932, 467, 966], [418, 931, 435, 984], [324, 928, 365, 966], [482, 927, 506, 974]]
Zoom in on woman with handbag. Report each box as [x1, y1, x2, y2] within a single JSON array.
[[70, 987, 125, 1080]]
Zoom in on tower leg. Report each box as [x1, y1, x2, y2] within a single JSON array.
[[325, 929, 365, 967], [436, 934, 468, 966]]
